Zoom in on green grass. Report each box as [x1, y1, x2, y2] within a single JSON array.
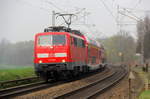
[[0, 66, 36, 82], [139, 90, 150, 99], [133, 66, 150, 99], [133, 66, 149, 83], [0, 64, 33, 69]]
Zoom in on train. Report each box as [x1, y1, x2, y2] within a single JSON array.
[[34, 26, 107, 81]]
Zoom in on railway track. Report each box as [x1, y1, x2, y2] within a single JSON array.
[[0, 66, 121, 99], [0, 80, 65, 99], [0, 76, 40, 89], [0, 68, 109, 99], [0, 68, 107, 98], [54, 66, 127, 99]]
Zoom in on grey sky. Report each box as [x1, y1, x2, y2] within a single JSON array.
[[0, 0, 150, 42]]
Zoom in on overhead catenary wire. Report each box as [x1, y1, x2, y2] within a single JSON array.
[[16, 0, 52, 13], [97, 0, 117, 23], [123, 9, 142, 21], [43, 0, 67, 13], [119, 6, 150, 13], [16, 0, 111, 38], [133, 0, 142, 9], [17, 0, 93, 30], [96, 0, 118, 37], [17, 0, 68, 14], [119, 11, 140, 22]]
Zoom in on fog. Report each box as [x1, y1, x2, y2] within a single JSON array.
[[0, 0, 150, 67], [1, 0, 150, 42]]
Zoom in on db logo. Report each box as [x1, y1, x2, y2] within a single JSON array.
[[48, 59, 56, 61], [49, 53, 55, 57]]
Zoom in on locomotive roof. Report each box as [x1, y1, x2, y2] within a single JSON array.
[[44, 26, 84, 36], [43, 26, 102, 48]]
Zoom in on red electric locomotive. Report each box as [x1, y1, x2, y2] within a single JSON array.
[[34, 26, 106, 81]]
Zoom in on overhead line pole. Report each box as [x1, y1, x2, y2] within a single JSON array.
[[117, 6, 146, 65]]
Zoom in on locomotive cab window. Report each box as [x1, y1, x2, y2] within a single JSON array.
[[53, 35, 66, 45], [38, 35, 66, 46], [73, 37, 77, 46], [38, 35, 52, 46]]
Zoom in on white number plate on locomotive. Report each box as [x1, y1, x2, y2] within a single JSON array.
[[55, 53, 67, 57], [37, 53, 49, 58]]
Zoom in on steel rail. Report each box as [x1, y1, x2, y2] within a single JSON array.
[[0, 80, 65, 99], [0, 76, 40, 88], [87, 66, 127, 99], [54, 66, 127, 99], [0, 67, 111, 99]]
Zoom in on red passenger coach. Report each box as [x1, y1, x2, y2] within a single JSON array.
[[34, 26, 106, 81], [86, 37, 103, 70]]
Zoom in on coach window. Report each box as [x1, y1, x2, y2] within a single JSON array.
[[92, 56, 96, 64]]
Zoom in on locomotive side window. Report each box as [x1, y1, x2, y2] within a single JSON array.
[[77, 39, 82, 47], [53, 35, 66, 45], [81, 40, 85, 47], [77, 39, 85, 47], [73, 37, 85, 47], [73, 37, 77, 46]]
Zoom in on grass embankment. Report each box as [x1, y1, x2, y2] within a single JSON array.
[[133, 66, 149, 84], [139, 90, 150, 99], [133, 66, 150, 99], [0, 66, 36, 82]]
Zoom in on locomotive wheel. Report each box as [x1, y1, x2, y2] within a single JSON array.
[[42, 72, 49, 82], [44, 77, 49, 82], [61, 71, 68, 80], [82, 66, 87, 73], [67, 71, 73, 79], [53, 71, 60, 81], [72, 71, 78, 77], [61, 71, 73, 80]]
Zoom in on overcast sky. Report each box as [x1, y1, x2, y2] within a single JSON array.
[[0, 0, 150, 42]]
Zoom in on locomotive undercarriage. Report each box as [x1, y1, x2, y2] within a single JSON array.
[[34, 63, 90, 82]]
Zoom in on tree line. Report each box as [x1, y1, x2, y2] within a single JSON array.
[[98, 31, 136, 64], [0, 39, 34, 66], [136, 15, 150, 62]]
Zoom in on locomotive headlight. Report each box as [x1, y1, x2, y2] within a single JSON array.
[[50, 46, 53, 49], [39, 60, 42, 63], [62, 59, 65, 63]]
